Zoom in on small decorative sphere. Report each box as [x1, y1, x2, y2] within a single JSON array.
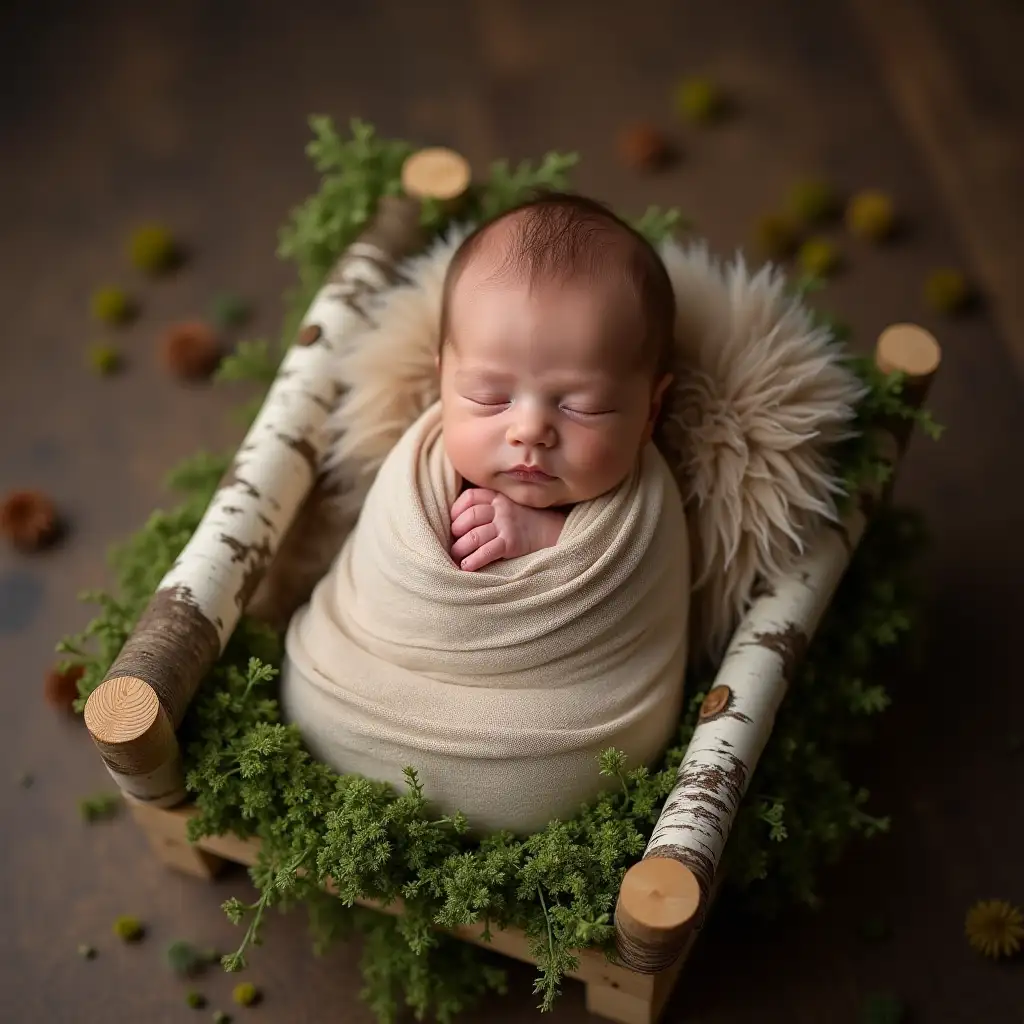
[[90, 286, 134, 326], [674, 77, 727, 124], [924, 269, 972, 314], [160, 321, 222, 380], [232, 981, 260, 1007], [210, 293, 252, 330], [798, 237, 841, 278], [846, 190, 897, 242], [618, 123, 674, 171], [787, 178, 840, 227], [186, 991, 207, 1010], [1, 489, 59, 552], [88, 342, 122, 376], [113, 915, 144, 942], [128, 223, 180, 274], [753, 213, 800, 260]]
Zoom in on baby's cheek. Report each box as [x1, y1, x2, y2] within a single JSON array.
[[443, 418, 493, 483]]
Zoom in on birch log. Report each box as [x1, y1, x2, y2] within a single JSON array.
[[84, 159, 468, 806], [614, 324, 941, 973]]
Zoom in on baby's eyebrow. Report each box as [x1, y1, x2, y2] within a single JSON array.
[[453, 368, 515, 384]]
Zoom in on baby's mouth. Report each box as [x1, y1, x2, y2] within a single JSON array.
[[505, 466, 555, 483]]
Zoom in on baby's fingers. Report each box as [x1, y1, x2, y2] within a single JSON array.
[[451, 502, 495, 539], [450, 487, 495, 522], [459, 537, 507, 572], [450, 523, 499, 563]]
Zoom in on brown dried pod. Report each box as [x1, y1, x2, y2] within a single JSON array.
[[1, 489, 60, 551], [44, 664, 86, 712], [160, 321, 222, 380], [618, 123, 674, 171]]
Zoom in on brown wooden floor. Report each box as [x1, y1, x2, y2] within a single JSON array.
[[2, 2, 1022, 1022]]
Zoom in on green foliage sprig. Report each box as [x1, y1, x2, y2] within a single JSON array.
[[60, 116, 937, 1023]]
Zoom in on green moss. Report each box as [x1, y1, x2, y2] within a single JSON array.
[[924, 268, 972, 314], [78, 943, 97, 959], [186, 991, 208, 1009], [61, 117, 938, 1024], [861, 991, 908, 1024], [90, 286, 134, 326], [231, 982, 259, 1007], [167, 939, 212, 977], [753, 213, 800, 260], [212, 1012, 231, 1024], [787, 177, 840, 227], [79, 792, 121, 822], [210, 293, 252, 330], [128, 224, 180, 273], [113, 915, 144, 942], [87, 343, 122, 376], [798, 237, 841, 277], [674, 77, 728, 124], [846, 190, 897, 243]]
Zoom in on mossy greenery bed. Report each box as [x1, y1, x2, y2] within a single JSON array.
[[63, 118, 939, 1023]]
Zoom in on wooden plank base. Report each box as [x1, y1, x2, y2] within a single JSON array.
[[127, 800, 690, 1024]]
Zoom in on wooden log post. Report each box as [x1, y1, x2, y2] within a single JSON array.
[[84, 149, 472, 806], [613, 324, 942, 973]]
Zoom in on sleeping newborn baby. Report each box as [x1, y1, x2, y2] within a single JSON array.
[[438, 192, 676, 571], [282, 191, 691, 835]]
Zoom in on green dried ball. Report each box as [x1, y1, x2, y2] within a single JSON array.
[[19, 772, 34, 788], [787, 177, 840, 227], [186, 991, 207, 1010], [860, 991, 907, 1024], [167, 939, 209, 978], [210, 293, 252, 330], [212, 1012, 232, 1024], [674, 77, 727, 124], [77, 943, 97, 959], [232, 981, 260, 1007], [90, 286, 134, 326], [753, 213, 800, 260], [112, 915, 144, 942], [798, 238, 841, 278], [846, 189, 897, 242], [79, 792, 121, 823], [924, 268, 972, 314], [87, 343, 122, 376], [128, 224, 179, 274]]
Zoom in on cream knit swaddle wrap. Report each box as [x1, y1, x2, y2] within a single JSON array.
[[281, 402, 690, 833]]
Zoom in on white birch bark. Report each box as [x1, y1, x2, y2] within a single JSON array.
[[85, 196, 427, 800]]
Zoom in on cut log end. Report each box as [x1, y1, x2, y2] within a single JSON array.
[[875, 323, 942, 381], [401, 147, 472, 202], [614, 856, 702, 973], [84, 676, 177, 774]]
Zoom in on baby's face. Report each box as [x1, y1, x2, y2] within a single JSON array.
[[440, 268, 667, 509]]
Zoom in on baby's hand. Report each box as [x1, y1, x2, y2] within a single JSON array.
[[450, 488, 566, 571]]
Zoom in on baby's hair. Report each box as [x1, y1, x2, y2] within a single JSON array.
[[438, 190, 676, 379]]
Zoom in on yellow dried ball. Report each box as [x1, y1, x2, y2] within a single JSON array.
[[87, 343, 121, 376], [113, 915, 144, 942], [674, 77, 727, 124], [924, 269, 972, 314], [846, 189, 897, 242], [787, 178, 840, 227], [90, 286, 134, 326], [129, 223, 179, 274], [232, 981, 260, 1007], [965, 899, 1023, 959], [753, 213, 800, 260], [798, 238, 841, 278]]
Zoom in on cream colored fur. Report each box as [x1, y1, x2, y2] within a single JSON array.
[[310, 227, 867, 664]]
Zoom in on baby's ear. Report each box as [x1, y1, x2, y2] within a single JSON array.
[[643, 374, 673, 442]]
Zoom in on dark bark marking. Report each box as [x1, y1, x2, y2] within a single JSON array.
[[222, 505, 243, 515], [298, 324, 322, 346], [276, 431, 318, 477], [750, 622, 809, 682], [750, 575, 776, 600], [217, 462, 261, 501], [824, 517, 853, 554]]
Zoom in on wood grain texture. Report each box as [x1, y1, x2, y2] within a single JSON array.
[[849, 0, 1024, 378], [1, 2, 1022, 1023]]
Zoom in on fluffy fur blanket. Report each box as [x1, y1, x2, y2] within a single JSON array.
[[303, 230, 867, 664], [281, 402, 690, 833]]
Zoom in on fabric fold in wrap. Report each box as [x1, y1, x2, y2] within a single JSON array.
[[282, 402, 690, 833]]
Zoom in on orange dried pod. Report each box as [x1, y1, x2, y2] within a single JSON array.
[[44, 664, 86, 712], [160, 320, 222, 380], [1, 489, 59, 551], [618, 123, 674, 171]]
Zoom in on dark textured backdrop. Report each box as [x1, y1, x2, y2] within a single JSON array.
[[2, 2, 1022, 1022]]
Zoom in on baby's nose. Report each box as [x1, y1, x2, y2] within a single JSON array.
[[508, 409, 555, 447]]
